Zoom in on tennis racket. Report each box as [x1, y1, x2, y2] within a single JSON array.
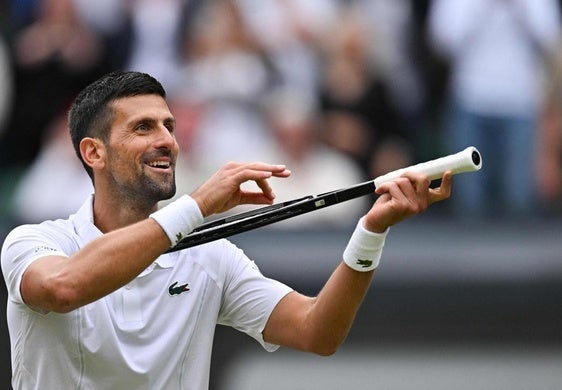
[[166, 146, 482, 252]]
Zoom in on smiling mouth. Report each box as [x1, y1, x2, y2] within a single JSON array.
[[146, 160, 172, 171]]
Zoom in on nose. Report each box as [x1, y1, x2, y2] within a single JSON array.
[[154, 124, 178, 150]]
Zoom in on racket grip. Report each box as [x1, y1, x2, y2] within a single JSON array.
[[373, 146, 482, 188]]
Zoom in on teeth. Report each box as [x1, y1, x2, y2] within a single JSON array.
[[147, 161, 170, 168]]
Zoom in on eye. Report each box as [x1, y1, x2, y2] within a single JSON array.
[[135, 122, 150, 132], [164, 120, 176, 134]]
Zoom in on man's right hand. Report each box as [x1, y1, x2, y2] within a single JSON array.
[[190, 161, 291, 217]]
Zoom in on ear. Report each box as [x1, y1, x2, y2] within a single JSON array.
[[80, 137, 106, 172]]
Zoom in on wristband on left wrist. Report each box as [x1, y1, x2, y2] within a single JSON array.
[[343, 217, 389, 272]]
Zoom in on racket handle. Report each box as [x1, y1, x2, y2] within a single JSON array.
[[373, 146, 482, 188]]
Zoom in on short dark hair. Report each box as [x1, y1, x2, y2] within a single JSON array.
[[68, 71, 166, 179]]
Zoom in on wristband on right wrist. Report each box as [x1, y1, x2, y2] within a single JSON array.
[[343, 217, 389, 272], [149, 195, 204, 246]]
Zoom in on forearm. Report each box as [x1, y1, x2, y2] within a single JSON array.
[[263, 262, 375, 356], [23, 219, 171, 312], [304, 263, 375, 355], [264, 219, 385, 355], [66, 220, 170, 307]]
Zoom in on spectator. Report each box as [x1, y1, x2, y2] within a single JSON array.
[[428, 0, 562, 219], [173, 0, 278, 170], [122, 0, 188, 93], [317, 6, 413, 180], [352, 0, 426, 141], [236, 0, 340, 96], [258, 86, 370, 228], [0, 0, 110, 168], [10, 110, 93, 224]]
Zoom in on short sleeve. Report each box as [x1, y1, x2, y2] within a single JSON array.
[[216, 241, 293, 352], [1, 224, 69, 305]]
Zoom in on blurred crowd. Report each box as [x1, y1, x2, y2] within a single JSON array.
[[0, 0, 561, 231]]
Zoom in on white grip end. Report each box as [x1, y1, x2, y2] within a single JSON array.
[[374, 146, 482, 188]]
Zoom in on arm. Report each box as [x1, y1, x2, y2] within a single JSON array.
[[21, 219, 170, 313], [263, 171, 452, 355], [19, 162, 290, 313]]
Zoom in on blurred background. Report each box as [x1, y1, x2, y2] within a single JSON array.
[[0, 0, 562, 388]]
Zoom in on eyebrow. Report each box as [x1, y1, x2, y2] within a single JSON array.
[[163, 117, 176, 128], [129, 116, 176, 129]]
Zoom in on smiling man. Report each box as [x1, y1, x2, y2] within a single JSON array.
[[1, 71, 452, 389]]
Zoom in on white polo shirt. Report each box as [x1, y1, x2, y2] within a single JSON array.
[[1, 195, 293, 390]]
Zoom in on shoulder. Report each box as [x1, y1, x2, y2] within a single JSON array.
[[3, 218, 76, 247], [2, 218, 78, 266], [1, 219, 77, 304]]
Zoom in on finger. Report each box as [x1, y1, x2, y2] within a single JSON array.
[[428, 171, 453, 205], [400, 171, 431, 194], [397, 177, 429, 214], [374, 171, 427, 194], [238, 190, 276, 205], [254, 177, 276, 201], [229, 162, 289, 184], [233, 163, 289, 200], [272, 168, 291, 178], [228, 168, 273, 190], [379, 174, 430, 215], [402, 171, 432, 210], [238, 162, 289, 176], [377, 178, 411, 206], [378, 175, 420, 201]]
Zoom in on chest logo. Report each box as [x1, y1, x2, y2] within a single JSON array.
[[168, 281, 190, 296]]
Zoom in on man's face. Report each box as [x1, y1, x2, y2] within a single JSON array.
[[104, 94, 179, 203]]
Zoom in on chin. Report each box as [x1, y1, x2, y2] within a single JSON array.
[[142, 178, 176, 202], [156, 182, 176, 201], [160, 190, 176, 201]]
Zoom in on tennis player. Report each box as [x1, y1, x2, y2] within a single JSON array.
[[1, 71, 452, 389]]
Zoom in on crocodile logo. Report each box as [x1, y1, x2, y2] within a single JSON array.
[[168, 281, 190, 296], [356, 259, 373, 269]]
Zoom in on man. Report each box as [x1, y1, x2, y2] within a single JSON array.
[[1, 71, 452, 389]]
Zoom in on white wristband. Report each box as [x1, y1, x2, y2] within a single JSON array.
[[150, 195, 204, 246], [343, 217, 389, 272]]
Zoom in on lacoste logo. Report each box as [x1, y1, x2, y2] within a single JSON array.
[[356, 259, 373, 268], [168, 281, 190, 296]]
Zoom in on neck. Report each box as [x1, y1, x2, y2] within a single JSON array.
[[92, 190, 157, 233]]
